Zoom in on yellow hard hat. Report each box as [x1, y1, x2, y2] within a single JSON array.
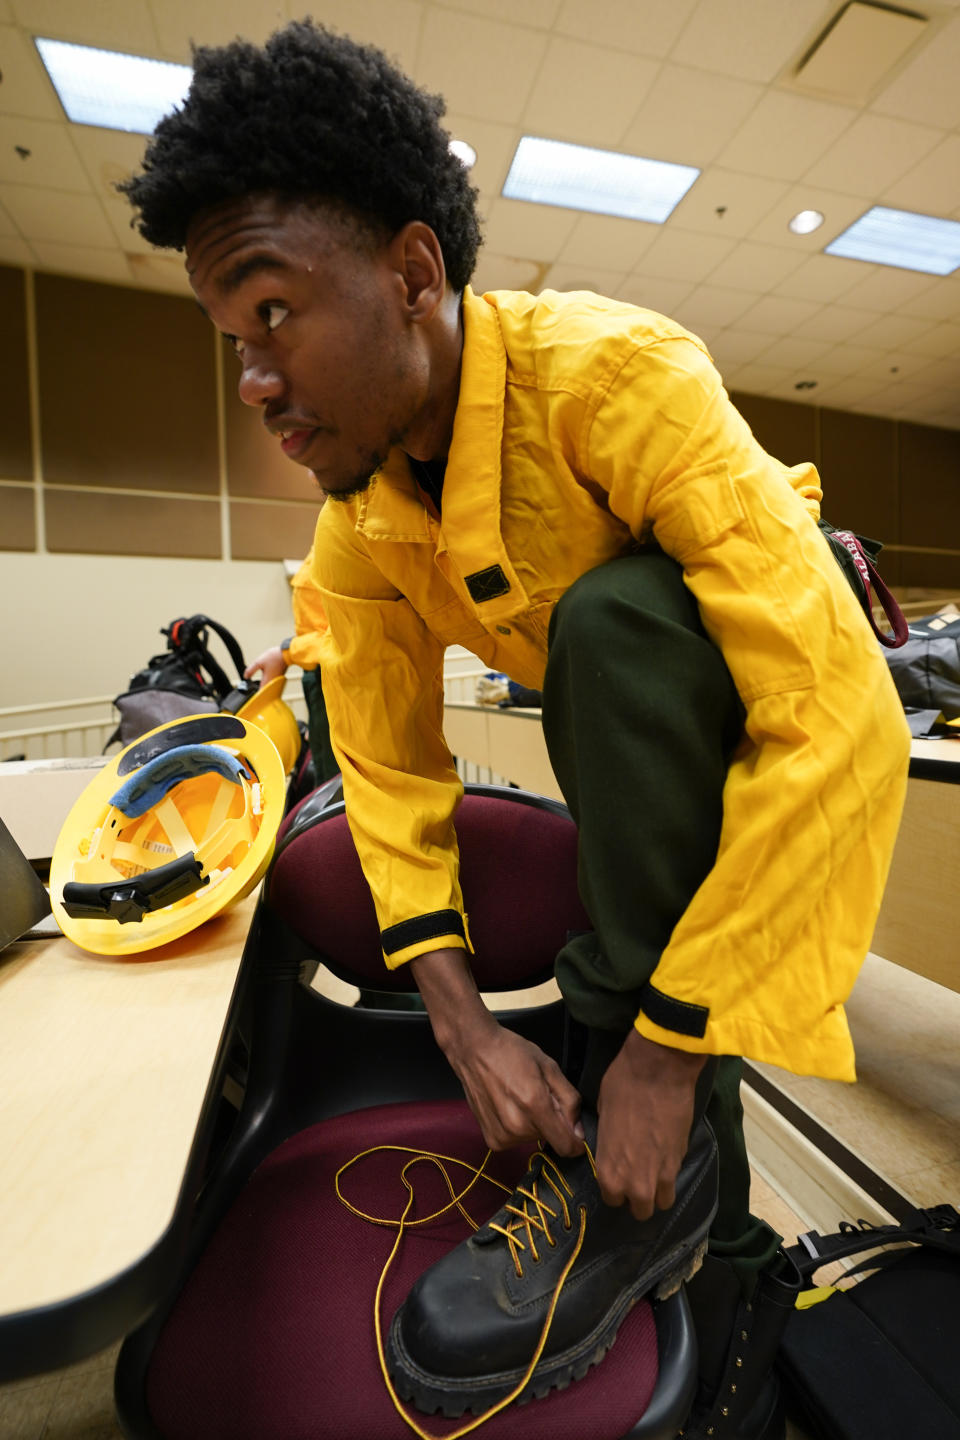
[[235, 675, 302, 776], [50, 712, 286, 955]]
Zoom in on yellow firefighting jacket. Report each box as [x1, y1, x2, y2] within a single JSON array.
[[312, 286, 910, 1081]]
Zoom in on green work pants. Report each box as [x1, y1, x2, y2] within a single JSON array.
[[541, 549, 780, 1285]]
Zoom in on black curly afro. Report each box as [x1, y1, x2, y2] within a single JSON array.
[[120, 19, 482, 292]]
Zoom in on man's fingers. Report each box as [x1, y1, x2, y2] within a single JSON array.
[[541, 1060, 585, 1154]]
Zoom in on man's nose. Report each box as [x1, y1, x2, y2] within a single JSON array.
[[237, 355, 284, 408]]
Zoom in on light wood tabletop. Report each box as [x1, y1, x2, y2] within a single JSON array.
[[0, 895, 256, 1322]]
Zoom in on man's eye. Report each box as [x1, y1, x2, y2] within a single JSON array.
[[264, 304, 288, 331]]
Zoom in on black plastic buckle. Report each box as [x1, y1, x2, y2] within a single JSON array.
[[62, 854, 207, 924]]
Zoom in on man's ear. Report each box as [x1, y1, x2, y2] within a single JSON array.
[[391, 221, 447, 321]]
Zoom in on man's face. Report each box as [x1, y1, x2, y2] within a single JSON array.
[[186, 195, 428, 500]]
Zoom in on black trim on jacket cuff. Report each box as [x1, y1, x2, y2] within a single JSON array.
[[639, 981, 709, 1039], [382, 909, 466, 956]]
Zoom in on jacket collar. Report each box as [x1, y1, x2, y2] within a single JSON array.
[[355, 287, 527, 618]]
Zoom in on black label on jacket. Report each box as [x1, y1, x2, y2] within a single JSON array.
[[465, 565, 511, 603]]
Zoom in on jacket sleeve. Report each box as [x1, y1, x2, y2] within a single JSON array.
[[311, 507, 471, 968], [583, 335, 910, 1079]]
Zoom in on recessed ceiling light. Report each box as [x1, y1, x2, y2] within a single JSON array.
[[35, 37, 190, 134], [449, 138, 477, 169], [788, 209, 824, 236], [825, 205, 960, 276], [502, 136, 699, 224]]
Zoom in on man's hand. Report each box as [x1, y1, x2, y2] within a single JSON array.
[[244, 646, 288, 686], [596, 1029, 706, 1221], [411, 948, 584, 1157]]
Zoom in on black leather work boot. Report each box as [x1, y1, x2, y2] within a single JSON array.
[[385, 1108, 719, 1418], [679, 1250, 802, 1440]]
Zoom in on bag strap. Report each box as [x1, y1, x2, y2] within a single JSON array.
[[786, 1203, 960, 1283], [165, 615, 247, 699], [829, 529, 910, 650]]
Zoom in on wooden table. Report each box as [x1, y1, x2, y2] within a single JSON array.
[[0, 895, 258, 1381]]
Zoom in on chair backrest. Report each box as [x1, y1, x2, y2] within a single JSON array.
[[267, 784, 591, 992]]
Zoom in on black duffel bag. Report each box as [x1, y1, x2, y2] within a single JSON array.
[[884, 611, 960, 720]]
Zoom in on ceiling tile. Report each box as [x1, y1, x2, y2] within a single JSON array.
[[630, 227, 736, 283], [880, 135, 960, 216], [716, 91, 857, 182], [559, 213, 659, 271], [0, 116, 90, 190], [722, 361, 794, 394], [483, 196, 580, 261], [815, 374, 888, 408], [733, 294, 822, 335], [902, 323, 960, 360], [542, 261, 629, 294], [416, 10, 547, 124], [0, 233, 34, 265], [754, 335, 832, 370], [620, 65, 762, 167], [273, 0, 421, 74], [0, 25, 62, 120], [838, 267, 940, 314], [851, 313, 938, 351], [870, 11, 960, 129], [790, 305, 876, 343], [0, 0, 12, 18], [615, 275, 696, 315], [814, 343, 888, 377], [435, 0, 561, 26], [670, 0, 829, 84], [707, 329, 779, 366], [124, 249, 193, 294], [746, 184, 868, 249], [772, 253, 874, 303], [850, 350, 933, 382], [554, 0, 699, 58], [445, 113, 519, 199], [67, 125, 147, 202], [666, 168, 787, 240], [103, 195, 160, 254], [705, 240, 806, 292], [1, 183, 113, 245], [15, 0, 158, 53], [148, 0, 287, 61], [673, 283, 758, 329], [801, 113, 943, 196], [0, 195, 14, 233], [520, 37, 658, 147], [29, 240, 130, 285], [470, 252, 545, 294], [895, 275, 960, 323]]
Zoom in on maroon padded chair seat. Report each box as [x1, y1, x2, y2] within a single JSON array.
[[146, 1099, 659, 1440], [269, 791, 593, 990]]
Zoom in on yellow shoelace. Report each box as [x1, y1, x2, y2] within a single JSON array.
[[335, 1141, 596, 1439]]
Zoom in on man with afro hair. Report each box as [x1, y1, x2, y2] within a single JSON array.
[[123, 21, 909, 1439]]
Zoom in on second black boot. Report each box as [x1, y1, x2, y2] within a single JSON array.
[[385, 1108, 718, 1417], [679, 1249, 802, 1440]]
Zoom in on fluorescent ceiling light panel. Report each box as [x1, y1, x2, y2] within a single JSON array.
[[503, 136, 699, 223], [35, 37, 191, 134], [825, 206, 960, 276]]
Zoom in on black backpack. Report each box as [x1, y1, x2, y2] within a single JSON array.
[[884, 612, 960, 720], [106, 615, 250, 750], [778, 1205, 960, 1439]]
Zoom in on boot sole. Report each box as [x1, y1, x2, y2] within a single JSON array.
[[386, 1229, 710, 1418]]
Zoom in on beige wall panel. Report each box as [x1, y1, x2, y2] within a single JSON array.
[[0, 483, 36, 550], [818, 407, 898, 543], [729, 392, 817, 468], [0, 265, 32, 480], [229, 500, 320, 561], [899, 422, 960, 550], [221, 339, 324, 502], [36, 274, 218, 493], [45, 489, 221, 558]]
